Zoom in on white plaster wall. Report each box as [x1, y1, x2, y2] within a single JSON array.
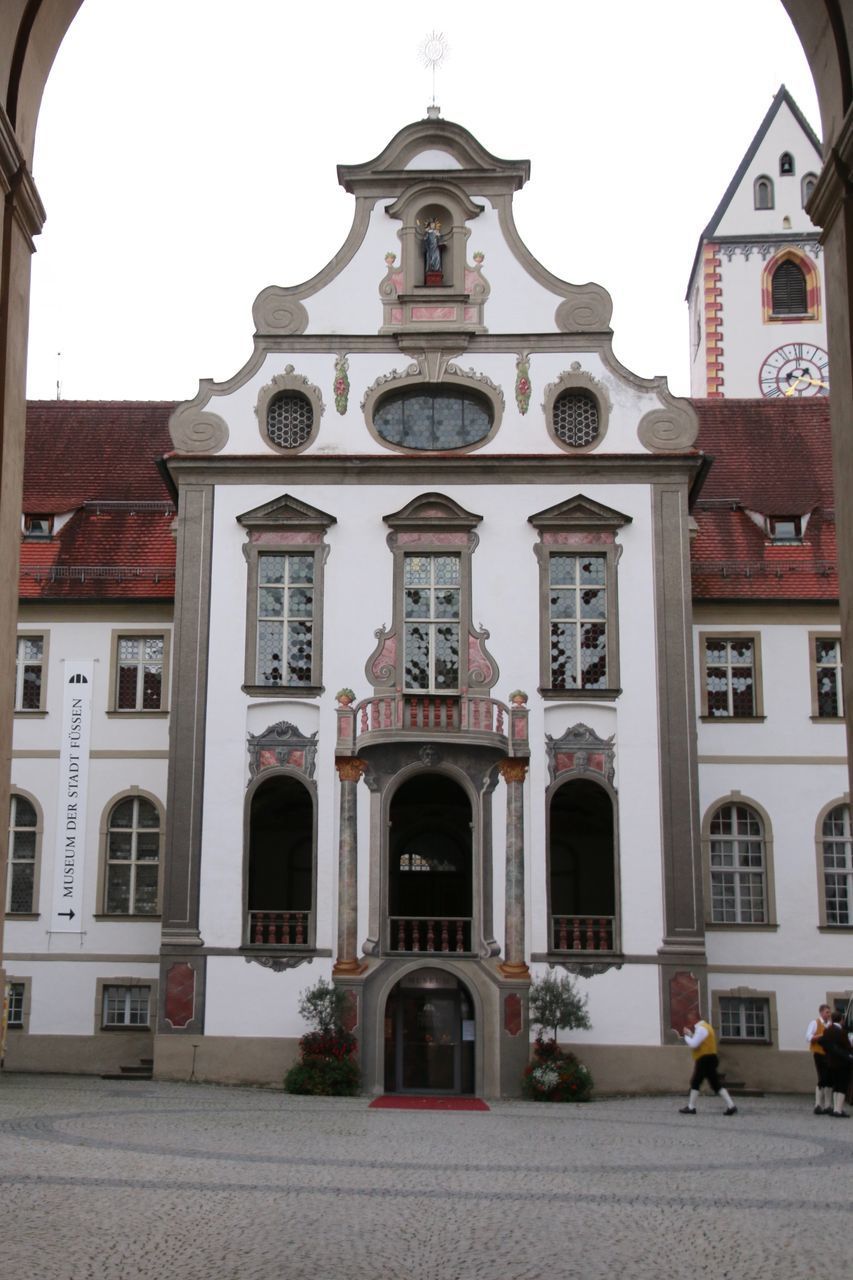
[[212, 346, 675, 459], [714, 104, 822, 239], [709, 973, 852, 1053], [529, 959, 663, 1047], [203, 956, 334, 1038], [9, 961, 158, 1035], [716, 249, 826, 399], [199, 478, 666, 1034]]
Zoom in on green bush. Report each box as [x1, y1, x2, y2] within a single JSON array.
[[284, 1054, 361, 1097]]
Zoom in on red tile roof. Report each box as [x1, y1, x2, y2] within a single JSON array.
[[20, 402, 176, 601], [691, 398, 836, 601]]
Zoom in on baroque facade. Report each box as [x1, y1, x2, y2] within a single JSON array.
[[3, 110, 847, 1095]]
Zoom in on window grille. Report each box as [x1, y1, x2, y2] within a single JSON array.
[[709, 803, 766, 924], [704, 638, 756, 717], [116, 635, 164, 710], [256, 552, 314, 686], [552, 391, 600, 448], [549, 554, 607, 689], [815, 638, 843, 718], [719, 997, 769, 1040], [266, 392, 314, 450], [403, 554, 460, 691], [771, 260, 807, 314], [823, 804, 853, 926], [15, 635, 44, 711], [8, 794, 36, 913]]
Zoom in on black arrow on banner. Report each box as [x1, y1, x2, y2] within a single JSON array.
[[56, 909, 75, 920]]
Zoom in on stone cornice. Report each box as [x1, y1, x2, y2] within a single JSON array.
[[0, 100, 45, 244], [808, 102, 853, 233]]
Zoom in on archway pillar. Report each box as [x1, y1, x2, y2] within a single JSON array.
[[333, 757, 368, 975], [498, 757, 530, 979]]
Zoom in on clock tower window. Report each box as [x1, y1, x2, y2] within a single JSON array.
[[771, 260, 807, 315]]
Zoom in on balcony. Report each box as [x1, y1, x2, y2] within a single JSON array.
[[551, 914, 615, 953], [249, 910, 312, 947], [389, 916, 473, 955], [336, 693, 529, 755]]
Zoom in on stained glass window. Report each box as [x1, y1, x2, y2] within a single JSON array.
[[256, 553, 315, 686], [375, 389, 492, 450], [106, 796, 160, 915], [15, 635, 43, 711], [705, 638, 756, 717], [709, 803, 766, 924], [548, 554, 607, 689], [403, 554, 460, 690], [8, 794, 36, 913], [116, 636, 164, 710]]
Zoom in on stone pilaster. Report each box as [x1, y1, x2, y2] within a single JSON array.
[[333, 757, 368, 975], [498, 758, 529, 979]]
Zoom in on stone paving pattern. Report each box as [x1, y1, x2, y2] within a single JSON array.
[[1, 1075, 851, 1279]]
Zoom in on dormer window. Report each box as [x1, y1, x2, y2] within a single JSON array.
[[754, 176, 774, 210], [767, 516, 803, 544], [779, 152, 795, 176], [23, 514, 53, 540]]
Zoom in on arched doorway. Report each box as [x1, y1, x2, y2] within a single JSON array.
[[383, 967, 475, 1094], [387, 773, 473, 955], [549, 777, 617, 953]]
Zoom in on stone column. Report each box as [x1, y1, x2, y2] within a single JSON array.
[[499, 758, 530, 979], [333, 757, 367, 975]]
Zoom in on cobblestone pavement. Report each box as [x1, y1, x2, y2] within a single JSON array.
[[1, 1076, 851, 1280]]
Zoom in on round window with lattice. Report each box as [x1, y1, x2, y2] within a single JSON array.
[[552, 390, 600, 448], [266, 392, 314, 450]]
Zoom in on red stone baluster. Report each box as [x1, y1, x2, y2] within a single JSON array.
[[412, 920, 421, 951], [558, 917, 568, 950], [598, 918, 608, 950], [441, 919, 449, 952], [585, 918, 595, 950], [455, 920, 465, 952], [282, 912, 291, 945], [360, 705, 367, 733], [496, 704, 504, 734], [295, 913, 305, 945], [253, 912, 263, 943], [426, 919, 435, 951], [397, 919, 406, 951], [572, 917, 582, 949]]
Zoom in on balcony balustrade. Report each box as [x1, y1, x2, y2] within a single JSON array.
[[336, 692, 529, 755], [389, 915, 473, 955], [249, 910, 311, 946], [551, 914, 615, 953]]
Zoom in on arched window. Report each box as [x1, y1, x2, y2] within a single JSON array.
[[549, 778, 616, 952], [104, 795, 161, 915], [708, 802, 766, 924], [754, 176, 774, 209], [388, 774, 472, 953], [802, 172, 818, 206], [779, 151, 795, 176], [247, 775, 315, 946], [821, 803, 852, 926], [771, 259, 807, 315], [7, 793, 38, 913], [374, 388, 493, 451]]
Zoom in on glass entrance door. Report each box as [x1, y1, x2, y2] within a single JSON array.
[[384, 976, 475, 1094]]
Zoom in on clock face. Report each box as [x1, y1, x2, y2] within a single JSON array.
[[759, 343, 830, 398]]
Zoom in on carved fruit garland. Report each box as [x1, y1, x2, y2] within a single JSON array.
[[333, 354, 350, 415]]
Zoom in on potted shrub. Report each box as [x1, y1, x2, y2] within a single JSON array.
[[284, 978, 361, 1096], [522, 971, 594, 1102]]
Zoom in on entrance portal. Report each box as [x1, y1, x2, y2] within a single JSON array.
[[384, 968, 475, 1094]]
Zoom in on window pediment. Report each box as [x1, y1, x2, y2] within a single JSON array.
[[383, 492, 483, 533], [237, 494, 336, 532], [528, 494, 632, 532]]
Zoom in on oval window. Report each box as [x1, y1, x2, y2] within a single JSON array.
[[374, 388, 493, 450], [552, 390, 600, 448]]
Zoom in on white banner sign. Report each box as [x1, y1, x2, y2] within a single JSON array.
[[50, 661, 93, 932]]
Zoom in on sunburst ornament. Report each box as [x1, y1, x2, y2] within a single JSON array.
[[419, 30, 449, 109]]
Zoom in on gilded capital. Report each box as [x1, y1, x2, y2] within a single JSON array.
[[336, 757, 367, 783], [499, 758, 528, 784]]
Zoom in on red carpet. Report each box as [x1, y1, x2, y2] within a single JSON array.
[[369, 1095, 490, 1111]]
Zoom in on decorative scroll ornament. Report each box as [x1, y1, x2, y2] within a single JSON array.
[[247, 721, 318, 780], [637, 401, 698, 452], [333, 354, 350, 415], [556, 959, 623, 979], [244, 954, 313, 973], [168, 404, 229, 454], [546, 722, 615, 786], [515, 354, 532, 415]]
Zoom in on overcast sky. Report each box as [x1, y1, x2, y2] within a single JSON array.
[[24, 0, 820, 403]]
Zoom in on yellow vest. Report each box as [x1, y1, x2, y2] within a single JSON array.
[[691, 1020, 717, 1060], [810, 1018, 827, 1055]]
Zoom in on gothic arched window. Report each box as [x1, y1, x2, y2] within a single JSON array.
[[754, 176, 774, 209], [771, 259, 808, 315]]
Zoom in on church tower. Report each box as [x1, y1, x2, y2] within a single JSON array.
[[687, 85, 827, 400]]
